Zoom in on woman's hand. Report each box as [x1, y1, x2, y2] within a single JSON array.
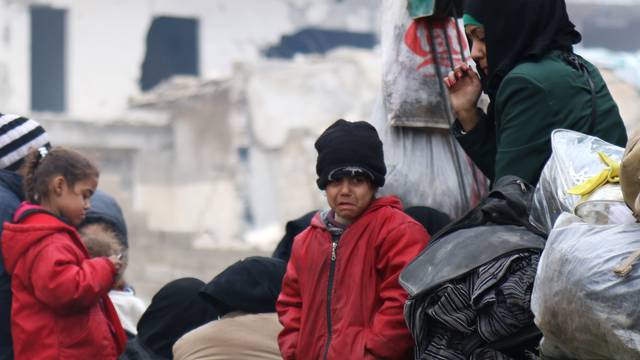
[[444, 63, 482, 132]]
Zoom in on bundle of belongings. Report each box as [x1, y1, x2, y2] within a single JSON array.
[[400, 176, 546, 359], [529, 129, 640, 359], [530, 129, 636, 233]]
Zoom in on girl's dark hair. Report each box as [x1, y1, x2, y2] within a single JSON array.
[[20, 146, 99, 204]]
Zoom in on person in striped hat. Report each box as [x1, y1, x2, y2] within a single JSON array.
[[0, 113, 50, 359], [0, 113, 50, 171]]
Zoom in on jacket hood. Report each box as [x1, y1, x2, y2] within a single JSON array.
[[200, 256, 287, 315], [2, 202, 79, 274], [0, 169, 23, 199], [311, 195, 403, 229], [81, 190, 128, 248]]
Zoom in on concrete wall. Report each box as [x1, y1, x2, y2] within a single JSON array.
[[130, 79, 244, 245], [0, 0, 380, 119], [122, 48, 381, 247]]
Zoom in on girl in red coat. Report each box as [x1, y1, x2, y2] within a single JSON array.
[[1, 146, 127, 359], [277, 119, 429, 360]]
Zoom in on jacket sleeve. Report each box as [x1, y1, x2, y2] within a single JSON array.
[[453, 109, 497, 182], [365, 222, 428, 360], [491, 75, 559, 185], [29, 235, 116, 313], [276, 243, 303, 360]]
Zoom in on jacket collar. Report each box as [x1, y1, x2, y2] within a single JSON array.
[[2, 202, 82, 275], [13, 202, 72, 227], [311, 195, 403, 230]]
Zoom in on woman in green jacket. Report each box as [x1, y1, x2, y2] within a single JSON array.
[[444, 0, 627, 186]]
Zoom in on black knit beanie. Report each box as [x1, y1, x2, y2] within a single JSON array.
[[315, 119, 386, 190]]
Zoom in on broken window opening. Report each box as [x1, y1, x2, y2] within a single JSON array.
[[140, 16, 199, 91], [264, 27, 376, 59], [31, 6, 66, 112]]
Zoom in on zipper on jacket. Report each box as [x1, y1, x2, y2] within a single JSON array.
[[323, 237, 339, 360]]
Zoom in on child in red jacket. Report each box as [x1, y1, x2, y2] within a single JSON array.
[[276, 119, 429, 360], [1, 146, 126, 359]]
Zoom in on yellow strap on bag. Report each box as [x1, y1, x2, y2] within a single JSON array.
[[567, 152, 620, 197]]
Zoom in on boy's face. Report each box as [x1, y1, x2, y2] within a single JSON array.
[[325, 176, 376, 224]]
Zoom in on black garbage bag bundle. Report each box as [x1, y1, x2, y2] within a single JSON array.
[[400, 176, 546, 359]]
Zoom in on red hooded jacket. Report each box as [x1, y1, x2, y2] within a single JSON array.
[[2, 203, 127, 359], [277, 196, 428, 360]]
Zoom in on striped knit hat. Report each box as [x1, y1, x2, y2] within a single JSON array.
[[0, 114, 50, 170]]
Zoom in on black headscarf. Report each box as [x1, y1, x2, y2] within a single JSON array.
[[136, 278, 219, 359], [465, 0, 581, 97], [200, 256, 287, 316]]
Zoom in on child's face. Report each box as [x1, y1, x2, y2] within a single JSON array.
[[50, 176, 98, 226], [325, 176, 376, 224]]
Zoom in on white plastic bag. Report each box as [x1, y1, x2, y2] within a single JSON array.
[[376, 0, 487, 218], [371, 95, 488, 218], [530, 129, 634, 233], [381, 0, 468, 129], [531, 217, 640, 359]]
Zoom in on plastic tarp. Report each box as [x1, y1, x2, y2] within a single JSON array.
[[531, 214, 640, 359], [530, 129, 634, 233], [400, 225, 545, 297]]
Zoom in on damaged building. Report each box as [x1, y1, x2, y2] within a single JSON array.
[[2, 0, 640, 300], [0, 0, 382, 299]]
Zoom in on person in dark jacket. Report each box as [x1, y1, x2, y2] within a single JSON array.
[[120, 278, 219, 360], [173, 256, 287, 360], [272, 211, 316, 262], [0, 113, 51, 359], [199, 256, 286, 316], [404, 206, 452, 237], [444, 0, 627, 186], [81, 190, 129, 248]]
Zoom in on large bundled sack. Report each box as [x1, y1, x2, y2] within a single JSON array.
[[382, 0, 468, 129], [621, 129, 640, 218], [531, 215, 640, 359], [372, 98, 488, 218], [401, 176, 545, 359], [530, 129, 635, 233], [376, 0, 487, 218]]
